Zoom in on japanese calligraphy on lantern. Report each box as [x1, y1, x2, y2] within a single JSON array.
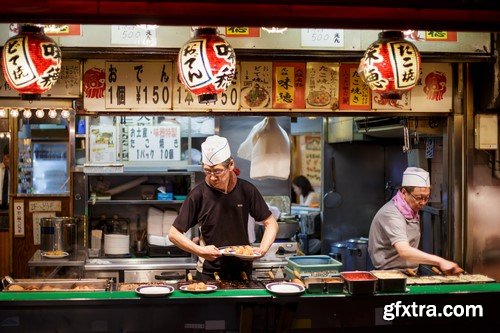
[[105, 61, 173, 110], [173, 64, 240, 110], [272, 62, 306, 109], [240, 62, 272, 109], [299, 135, 321, 187], [128, 125, 181, 161], [305, 62, 339, 109], [0, 59, 80, 97], [339, 64, 371, 110], [411, 63, 452, 112]]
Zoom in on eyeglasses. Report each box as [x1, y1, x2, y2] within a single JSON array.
[[408, 192, 431, 203], [203, 167, 228, 177]]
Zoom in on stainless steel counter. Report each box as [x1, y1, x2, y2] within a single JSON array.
[[85, 256, 286, 271]]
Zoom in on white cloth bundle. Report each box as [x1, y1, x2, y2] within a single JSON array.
[[249, 117, 290, 180]]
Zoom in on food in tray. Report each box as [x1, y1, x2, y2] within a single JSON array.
[[371, 270, 407, 279], [459, 274, 495, 283], [306, 90, 331, 106], [243, 85, 269, 108], [6, 284, 25, 291], [406, 276, 441, 285]]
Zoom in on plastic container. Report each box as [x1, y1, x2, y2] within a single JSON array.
[[286, 255, 343, 275], [341, 271, 377, 295], [303, 277, 325, 293], [324, 277, 344, 293], [371, 270, 407, 293]]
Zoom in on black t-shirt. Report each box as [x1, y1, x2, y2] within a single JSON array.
[[173, 178, 271, 274]]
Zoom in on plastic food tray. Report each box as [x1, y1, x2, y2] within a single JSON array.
[[341, 271, 378, 295], [286, 255, 342, 274]]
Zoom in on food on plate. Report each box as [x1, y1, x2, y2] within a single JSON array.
[[7, 284, 25, 291], [307, 90, 331, 106], [226, 245, 259, 256], [243, 85, 269, 108], [43, 250, 66, 256], [186, 282, 207, 291]]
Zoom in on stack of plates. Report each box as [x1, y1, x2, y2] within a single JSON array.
[[104, 234, 130, 255]]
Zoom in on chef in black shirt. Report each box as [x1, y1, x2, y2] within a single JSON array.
[[169, 135, 279, 281]]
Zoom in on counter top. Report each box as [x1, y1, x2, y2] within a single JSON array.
[[28, 250, 86, 267], [84, 256, 287, 271]]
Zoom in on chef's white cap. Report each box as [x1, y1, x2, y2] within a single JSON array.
[[201, 135, 231, 166], [402, 167, 430, 187]]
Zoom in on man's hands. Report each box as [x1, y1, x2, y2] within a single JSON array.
[[197, 245, 222, 261], [438, 259, 464, 275]]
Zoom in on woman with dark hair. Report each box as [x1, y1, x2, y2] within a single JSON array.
[[292, 175, 320, 207]]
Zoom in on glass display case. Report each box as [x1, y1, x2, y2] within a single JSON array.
[[17, 116, 70, 195]]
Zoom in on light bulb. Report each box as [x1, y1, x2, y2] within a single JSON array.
[[48, 109, 57, 118], [0, 109, 5, 118], [35, 109, 45, 118], [23, 109, 32, 118], [61, 109, 70, 118], [10, 108, 19, 117]]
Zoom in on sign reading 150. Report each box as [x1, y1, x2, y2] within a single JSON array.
[[108, 85, 170, 105], [175, 85, 238, 106]]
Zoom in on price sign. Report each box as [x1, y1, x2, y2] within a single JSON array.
[[301, 29, 344, 48], [128, 125, 181, 161], [173, 64, 240, 111], [106, 61, 173, 110], [111, 25, 157, 46]]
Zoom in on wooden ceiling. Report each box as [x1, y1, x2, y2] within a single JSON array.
[[0, 1, 499, 31]]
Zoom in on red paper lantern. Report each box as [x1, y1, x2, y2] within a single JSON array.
[[358, 31, 420, 100], [2, 24, 62, 100], [178, 27, 236, 104]]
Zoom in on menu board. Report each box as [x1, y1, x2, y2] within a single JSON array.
[[105, 61, 173, 110], [338, 63, 371, 110], [127, 124, 181, 161], [240, 62, 273, 110], [272, 62, 306, 109], [173, 64, 240, 111], [89, 125, 117, 163], [305, 62, 339, 110], [299, 134, 321, 187]]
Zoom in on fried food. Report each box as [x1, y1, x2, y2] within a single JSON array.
[[7, 284, 25, 291], [186, 282, 207, 291], [229, 245, 257, 256], [244, 85, 268, 108]]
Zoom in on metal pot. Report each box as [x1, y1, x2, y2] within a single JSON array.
[[40, 217, 77, 254], [276, 221, 299, 239]]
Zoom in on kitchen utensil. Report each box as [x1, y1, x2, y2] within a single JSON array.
[[265, 282, 305, 295], [405, 268, 417, 276], [431, 266, 443, 275], [323, 156, 342, 208]]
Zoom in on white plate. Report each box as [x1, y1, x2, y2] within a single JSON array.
[[219, 247, 263, 260], [179, 284, 218, 293], [41, 251, 69, 259], [135, 285, 174, 297], [266, 282, 305, 295]]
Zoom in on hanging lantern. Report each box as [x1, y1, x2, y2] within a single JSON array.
[[178, 27, 236, 104], [358, 31, 420, 100], [2, 24, 62, 101]]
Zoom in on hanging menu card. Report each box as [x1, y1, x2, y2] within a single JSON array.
[[339, 63, 371, 110], [272, 62, 306, 109], [305, 62, 339, 110], [240, 62, 273, 110]]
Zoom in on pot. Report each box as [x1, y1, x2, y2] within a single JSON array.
[[276, 221, 299, 239], [40, 217, 77, 254]]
